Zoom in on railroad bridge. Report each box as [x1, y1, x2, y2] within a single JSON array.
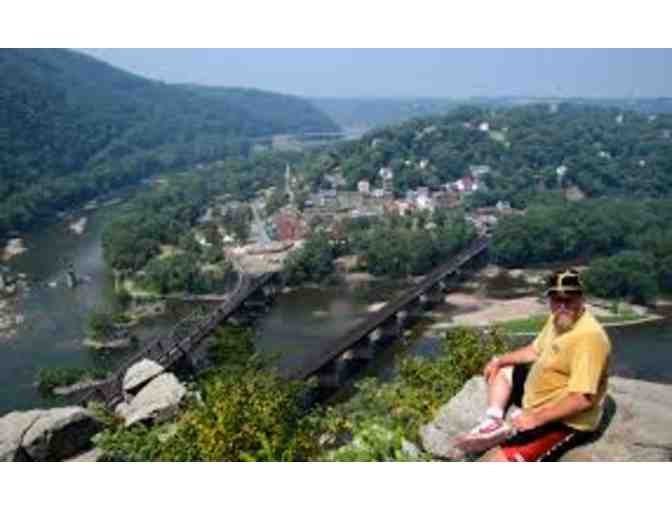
[[78, 237, 489, 408]]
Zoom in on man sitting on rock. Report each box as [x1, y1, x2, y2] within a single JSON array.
[[454, 268, 612, 461]]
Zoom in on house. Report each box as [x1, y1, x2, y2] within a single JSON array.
[[324, 173, 346, 189], [416, 195, 434, 212], [496, 200, 511, 211], [379, 166, 394, 193], [419, 159, 430, 170], [372, 189, 385, 199], [417, 187, 430, 198], [194, 232, 212, 248], [478, 122, 490, 132], [469, 165, 491, 178], [273, 211, 309, 241], [453, 175, 478, 194], [358, 180, 370, 195], [387, 200, 415, 216]]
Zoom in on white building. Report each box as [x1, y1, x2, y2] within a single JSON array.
[[470, 165, 491, 178], [478, 122, 490, 132], [358, 180, 370, 194], [416, 195, 434, 212], [419, 159, 430, 170], [496, 200, 511, 211], [379, 166, 394, 193]]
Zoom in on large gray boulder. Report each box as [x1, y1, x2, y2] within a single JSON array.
[[0, 407, 101, 461], [122, 359, 165, 394], [564, 377, 672, 461], [116, 373, 186, 427], [420, 375, 672, 461], [419, 377, 489, 460], [0, 410, 43, 461]]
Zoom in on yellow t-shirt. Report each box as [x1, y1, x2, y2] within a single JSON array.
[[522, 309, 611, 432]]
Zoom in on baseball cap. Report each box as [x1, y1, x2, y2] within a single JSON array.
[[545, 268, 583, 297]]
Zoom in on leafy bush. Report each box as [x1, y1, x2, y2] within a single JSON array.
[[96, 326, 509, 461], [323, 420, 425, 461], [322, 327, 510, 447]]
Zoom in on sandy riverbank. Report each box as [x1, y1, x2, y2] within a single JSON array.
[[426, 292, 662, 333]]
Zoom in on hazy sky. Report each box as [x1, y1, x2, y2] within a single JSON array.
[[78, 49, 672, 98]]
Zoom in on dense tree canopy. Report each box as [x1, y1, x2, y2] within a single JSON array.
[[298, 104, 672, 203], [0, 49, 338, 238]]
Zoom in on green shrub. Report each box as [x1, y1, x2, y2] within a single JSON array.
[[323, 327, 510, 446]]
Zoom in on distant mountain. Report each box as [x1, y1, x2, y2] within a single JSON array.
[[0, 49, 338, 236], [469, 96, 672, 115], [181, 85, 339, 134], [309, 97, 458, 129], [310, 96, 672, 132]]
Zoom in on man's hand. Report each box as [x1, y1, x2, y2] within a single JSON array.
[[483, 356, 502, 384], [511, 411, 544, 432]]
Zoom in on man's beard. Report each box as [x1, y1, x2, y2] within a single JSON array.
[[554, 312, 577, 333]]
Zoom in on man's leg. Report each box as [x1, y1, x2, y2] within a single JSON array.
[[453, 366, 520, 453], [485, 366, 515, 420]]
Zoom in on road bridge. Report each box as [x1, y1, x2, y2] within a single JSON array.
[[281, 237, 490, 384]]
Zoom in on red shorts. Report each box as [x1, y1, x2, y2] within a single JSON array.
[[500, 423, 586, 462]]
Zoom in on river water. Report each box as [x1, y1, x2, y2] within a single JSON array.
[[2, 208, 671, 415]]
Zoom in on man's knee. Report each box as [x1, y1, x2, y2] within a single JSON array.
[[489, 366, 514, 386]]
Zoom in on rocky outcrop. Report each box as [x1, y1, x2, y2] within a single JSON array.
[[420, 375, 672, 461], [419, 377, 489, 460], [0, 407, 102, 461], [116, 373, 187, 427], [122, 359, 165, 394], [564, 377, 672, 461]]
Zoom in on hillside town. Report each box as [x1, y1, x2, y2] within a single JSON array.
[[219, 160, 527, 275]]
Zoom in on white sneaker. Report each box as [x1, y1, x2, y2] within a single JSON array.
[[453, 415, 514, 453]]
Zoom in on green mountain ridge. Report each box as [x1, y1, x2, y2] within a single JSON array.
[[0, 49, 338, 237]]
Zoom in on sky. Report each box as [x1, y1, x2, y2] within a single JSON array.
[[78, 49, 672, 99]]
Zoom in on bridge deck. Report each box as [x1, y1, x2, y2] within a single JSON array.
[[282, 237, 489, 380]]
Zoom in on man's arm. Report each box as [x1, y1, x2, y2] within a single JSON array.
[[483, 343, 538, 383], [512, 393, 593, 431]]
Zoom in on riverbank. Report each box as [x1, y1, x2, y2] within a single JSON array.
[[423, 265, 663, 335]]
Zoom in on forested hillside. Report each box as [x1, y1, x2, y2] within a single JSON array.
[[0, 49, 338, 237], [306, 104, 672, 204]]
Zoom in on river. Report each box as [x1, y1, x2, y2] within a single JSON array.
[[1, 209, 671, 415]]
